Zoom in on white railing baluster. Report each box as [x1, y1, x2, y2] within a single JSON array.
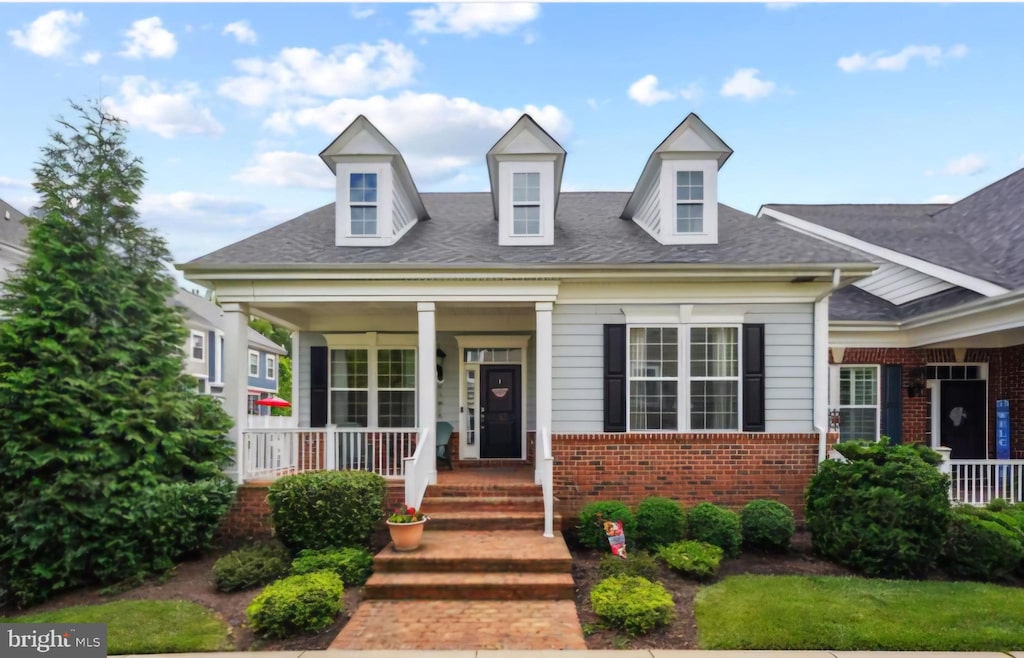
[[946, 459, 1024, 506]]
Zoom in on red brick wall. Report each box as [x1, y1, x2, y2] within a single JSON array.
[[217, 483, 273, 540], [551, 432, 819, 522]]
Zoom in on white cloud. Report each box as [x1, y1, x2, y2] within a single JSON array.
[[232, 152, 333, 190], [352, 6, 376, 20], [678, 82, 703, 101], [81, 50, 101, 64], [103, 76, 223, 139], [140, 191, 265, 217], [120, 17, 177, 59], [263, 91, 571, 185], [927, 194, 959, 204], [837, 44, 967, 73], [720, 68, 777, 100], [223, 20, 257, 45], [0, 176, 32, 189], [8, 10, 84, 58], [943, 154, 987, 176], [410, 3, 539, 36], [218, 40, 418, 108], [628, 74, 675, 106]]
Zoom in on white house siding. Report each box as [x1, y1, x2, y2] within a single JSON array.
[[634, 179, 661, 235], [551, 303, 814, 434]]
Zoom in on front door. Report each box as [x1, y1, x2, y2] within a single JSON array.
[[940, 380, 987, 459], [480, 365, 521, 458]]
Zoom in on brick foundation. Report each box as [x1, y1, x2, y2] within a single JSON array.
[[217, 483, 274, 540]]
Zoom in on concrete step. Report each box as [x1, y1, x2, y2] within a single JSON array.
[[426, 510, 562, 531], [421, 495, 546, 513], [364, 571, 576, 601], [374, 529, 572, 574]]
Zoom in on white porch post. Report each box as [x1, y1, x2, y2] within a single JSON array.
[[290, 330, 301, 427], [535, 302, 553, 479], [222, 303, 250, 484], [813, 296, 830, 463], [417, 302, 438, 484]]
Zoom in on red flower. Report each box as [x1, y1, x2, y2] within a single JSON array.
[[407, 506, 416, 515]]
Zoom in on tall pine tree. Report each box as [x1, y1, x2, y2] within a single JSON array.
[[0, 101, 234, 605]]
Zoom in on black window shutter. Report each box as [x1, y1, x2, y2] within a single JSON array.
[[881, 364, 903, 444], [310, 345, 329, 428], [742, 324, 765, 432], [603, 324, 627, 432]]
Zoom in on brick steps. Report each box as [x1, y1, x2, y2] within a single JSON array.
[[374, 530, 572, 574], [364, 571, 575, 600], [421, 495, 546, 513], [427, 510, 561, 531]]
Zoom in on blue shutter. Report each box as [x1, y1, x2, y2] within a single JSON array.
[[881, 364, 903, 444]]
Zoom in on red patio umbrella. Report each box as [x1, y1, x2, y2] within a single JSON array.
[[255, 395, 291, 407]]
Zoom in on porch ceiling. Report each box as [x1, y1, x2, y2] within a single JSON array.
[[251, 300, 538, 333]]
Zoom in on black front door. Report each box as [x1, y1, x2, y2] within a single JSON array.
[[940, 380, 987, 459], [480, 365, 521, 459]]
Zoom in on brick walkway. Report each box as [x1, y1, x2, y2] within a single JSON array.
[[330, 600, 587, 650]]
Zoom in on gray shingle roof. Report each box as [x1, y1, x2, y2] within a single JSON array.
[[829, 285, 982, 322], [184, 192, 871, 269]]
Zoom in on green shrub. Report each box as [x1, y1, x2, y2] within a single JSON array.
[[741, 499, 796, 551], [942, 512, 1024, 581], [212, 543, 290, 593], [657, 540, 724, 581], [246, 572, 345, 638], [267, 470, 387, 551], [577, 501, 637, 551], [805, 441, 951, 579], [635, 497, 686, 550], [141, 478, 237, 566], [598, 550, 659, 581], [986, 498, 1010, 512], [687, 502, 742, 558], [590, 575, 675, 635], [291, 547, 374, 586]]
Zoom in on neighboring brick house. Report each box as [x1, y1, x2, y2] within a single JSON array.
[[180, 113, 877, 526], [0, 198, 28, 288], [761, 170, 1024, 502]]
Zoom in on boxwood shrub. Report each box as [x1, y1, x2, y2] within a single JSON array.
[[805, 441, 950, 579], [635, 497, 686, 550], [740, 499, 795, 552], [590, 575, 674, 636], [291, 547, 374, 586], [657, 540, 723, 581], [212, 542, 291, 593], [687, 502, 742, 558], [577, 501, 637, 551], [598, 550, 659, 581], [246, 572, 345, 638], [942, 511, 1024, 581], [267, 470, 387, 551]]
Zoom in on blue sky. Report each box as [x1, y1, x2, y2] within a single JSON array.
[[2, 2, 1023, 269]]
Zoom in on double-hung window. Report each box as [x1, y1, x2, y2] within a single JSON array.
[[330, 347, 416, 428], [628, 325, 740, 431], [349, 173, 378, 235], [676, 171, 704, 233], [248, 350, 260, 377], [512, 172, 541, 235], [190, 331, 205, 361], [266, 355, 276, 381], [835, 365, 879, 442]]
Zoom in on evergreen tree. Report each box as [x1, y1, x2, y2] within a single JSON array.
[[0, 101, 234, 605]]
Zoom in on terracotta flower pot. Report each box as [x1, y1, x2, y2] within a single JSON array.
[[386, 518, 427, 551]]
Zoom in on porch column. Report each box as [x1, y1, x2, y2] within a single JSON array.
[[222, 303, 250, 484], [536, 301, 553, 446], [290, 330, 301, 427], [813, 296, 830, 463], [418, 302, 438, 482]]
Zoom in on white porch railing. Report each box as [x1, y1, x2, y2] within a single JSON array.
[[403, 425, 433, 510], [535, 426, 554, 538], [241, 427, 418, 481], [948, 459, 1024, 506], [246, 414, 295, 429]]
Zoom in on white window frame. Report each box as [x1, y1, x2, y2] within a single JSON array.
[[325, 334, 419, 429], [190, 330, 205, 362], [626, 323, 742, 433], [829, 364, 881, 442], [675, 170, 705, 234], [497, 159, 555, 246], [658, 159, 718, 245], [266, 354, 276, 381], [248, 350, 260, 378], [511, 171, 541, 236], [348, 171, 379, 237], [335, 161, 393, 245]]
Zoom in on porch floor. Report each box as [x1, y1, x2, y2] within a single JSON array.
[[435, 465, 535, 487]]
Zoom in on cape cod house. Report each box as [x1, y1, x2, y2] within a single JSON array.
[[762, 168, 1024, 505], [181, 113, 878, 533]]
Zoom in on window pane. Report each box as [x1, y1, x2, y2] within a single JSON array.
[[349, 172, 378, 203], [691, 326, 738, 378], [629, 327, 678, 378], [331, 390, 368, 427], [351, 205, 378, 235], [630, 380, 678, 430], [676, 170, 704, 202], [676, 203, 704, 233], [840, 366, 877, 405], [691, 380, 739, 430], [513, 204, 541, 235], [839, 408, 877, 442], [331, 349, 368, 388], [379, 391, 416, 428], [513, 172, 541, 203], [192, 335, 204, 359], [378, 349, 415, 389]]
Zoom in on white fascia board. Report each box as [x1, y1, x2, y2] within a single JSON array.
[[760, 208, 1010, 298]]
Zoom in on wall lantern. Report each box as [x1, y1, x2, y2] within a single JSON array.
[[906, 366, 927, 398]]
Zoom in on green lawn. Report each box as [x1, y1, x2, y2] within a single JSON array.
[[5, 600, 232, 654], [696, 575, 1024, 651]]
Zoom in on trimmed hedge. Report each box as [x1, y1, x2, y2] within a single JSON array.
[[267, 471, 387, 551], [577, 501, 637, 551], [942, 512, 1024, 582], [635, 497, 686, 550], [687, 502, 742, 558], [598, 550, 659, 581], [291, 547, 374, 586], [246, 572, 345, 638], [212, 543, 290, 593], [658, 540, 723, 581], [590, 575, 675, 635], [741, 499, 795, 552]]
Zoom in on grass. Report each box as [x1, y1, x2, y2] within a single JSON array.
[[696, 575, 1024, 651], [6, 600, 232, 654]]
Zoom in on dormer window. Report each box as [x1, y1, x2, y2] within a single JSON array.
[[675, 171, 704, 234], [349, 173, 378, 236], [513, 172, 541, 235]]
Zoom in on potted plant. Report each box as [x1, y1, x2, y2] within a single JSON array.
[[386, 505, 429, 551]]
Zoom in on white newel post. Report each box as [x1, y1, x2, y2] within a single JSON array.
[[290, 331, 301, 427], [222, 303, 250, 484], [418, 302, 438, 483], [536, 302, 553, 481]]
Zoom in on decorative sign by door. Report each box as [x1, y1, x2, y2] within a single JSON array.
[[996, 399, 1010, 460], [491, 387, 509, 399]]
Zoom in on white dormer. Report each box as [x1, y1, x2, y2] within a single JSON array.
[[486, 114, 567, 246], [621, 113, 732, 245], [319, 115, 429, 247]]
